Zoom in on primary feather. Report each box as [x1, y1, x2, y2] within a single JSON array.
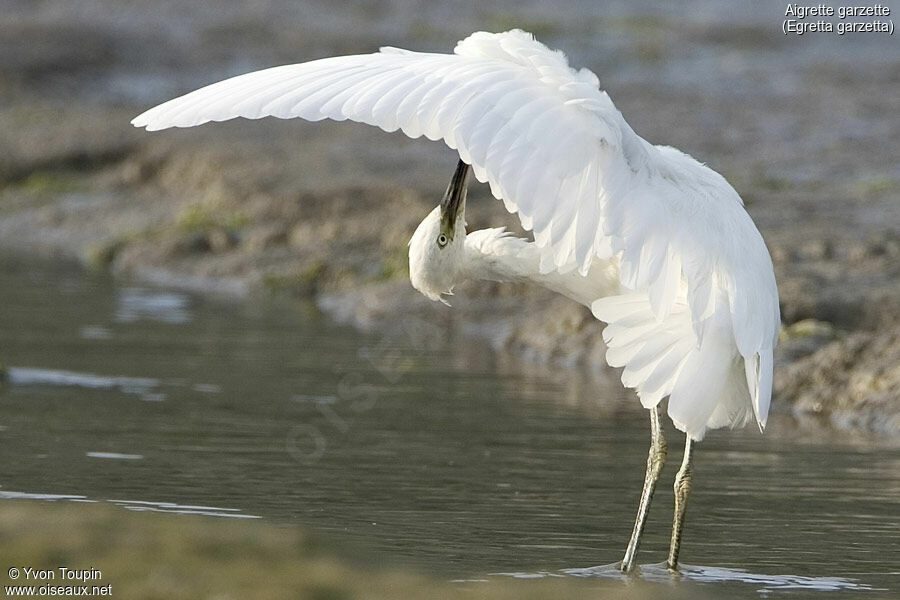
[[133, 29, 780, 440]]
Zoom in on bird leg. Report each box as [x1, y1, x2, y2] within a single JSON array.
[[666, 434, 694, 572], [620, 406, 666, 573]]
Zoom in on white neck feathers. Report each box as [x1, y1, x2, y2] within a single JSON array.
[[463, 228, 619, 307]]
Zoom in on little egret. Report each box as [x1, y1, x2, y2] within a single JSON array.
[[133, 29, 780, 572]]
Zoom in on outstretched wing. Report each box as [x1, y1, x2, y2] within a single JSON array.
[[133, 29, 780, 434], [133, 30, 645, 278]]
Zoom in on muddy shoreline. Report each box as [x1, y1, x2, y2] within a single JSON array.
[[1, 2, 897, 434]]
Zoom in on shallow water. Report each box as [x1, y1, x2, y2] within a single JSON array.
[[0, 253, 897, 597]]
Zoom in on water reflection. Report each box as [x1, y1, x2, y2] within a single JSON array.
[[559, 563, 877, 593], [80, 326, 113, 340], [116, 288, 192, 324], [86, 452, 144, 460], [0, 491, 259, 519], [671, 564, 876, 592], [6, 367, 159, 396]]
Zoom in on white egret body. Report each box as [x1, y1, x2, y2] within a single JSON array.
[[133, 30, 780, 572]]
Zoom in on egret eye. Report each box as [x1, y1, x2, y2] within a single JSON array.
[[437, 233, 448, 247]]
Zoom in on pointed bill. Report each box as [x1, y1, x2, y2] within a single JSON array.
[[439, 159, 470, 241]]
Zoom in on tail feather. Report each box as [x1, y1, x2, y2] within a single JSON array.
[[592, 292, 753, 440], [666, 319, 738, 438], [624, 333, 681, 373], [639, 339, 694, 406], [750, 349, 774, 430], [606, 339, 645, 368]]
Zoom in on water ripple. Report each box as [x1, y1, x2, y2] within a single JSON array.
[[552, 563, 877, 592], [86, 452, 144, 460], [116, 288, 191, 324], [0, 491, 260, 520], [6, 367, 159, 395]]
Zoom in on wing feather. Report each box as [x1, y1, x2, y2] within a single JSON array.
[[132, 29, 780, 430]]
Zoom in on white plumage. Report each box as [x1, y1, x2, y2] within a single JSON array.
[[133, 29, 781, 571], [133, 29, 779, 442]]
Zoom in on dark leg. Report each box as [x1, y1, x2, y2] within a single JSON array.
[[620, 406, 667, 572], [666, 434, 694, 571]]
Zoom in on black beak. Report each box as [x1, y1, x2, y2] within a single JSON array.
[[439, 159, 470, 241]]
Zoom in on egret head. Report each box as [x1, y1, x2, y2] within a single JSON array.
[[409, 160, 470, 304]]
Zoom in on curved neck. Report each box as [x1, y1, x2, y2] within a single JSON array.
[[462, 229, 618, 307]]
